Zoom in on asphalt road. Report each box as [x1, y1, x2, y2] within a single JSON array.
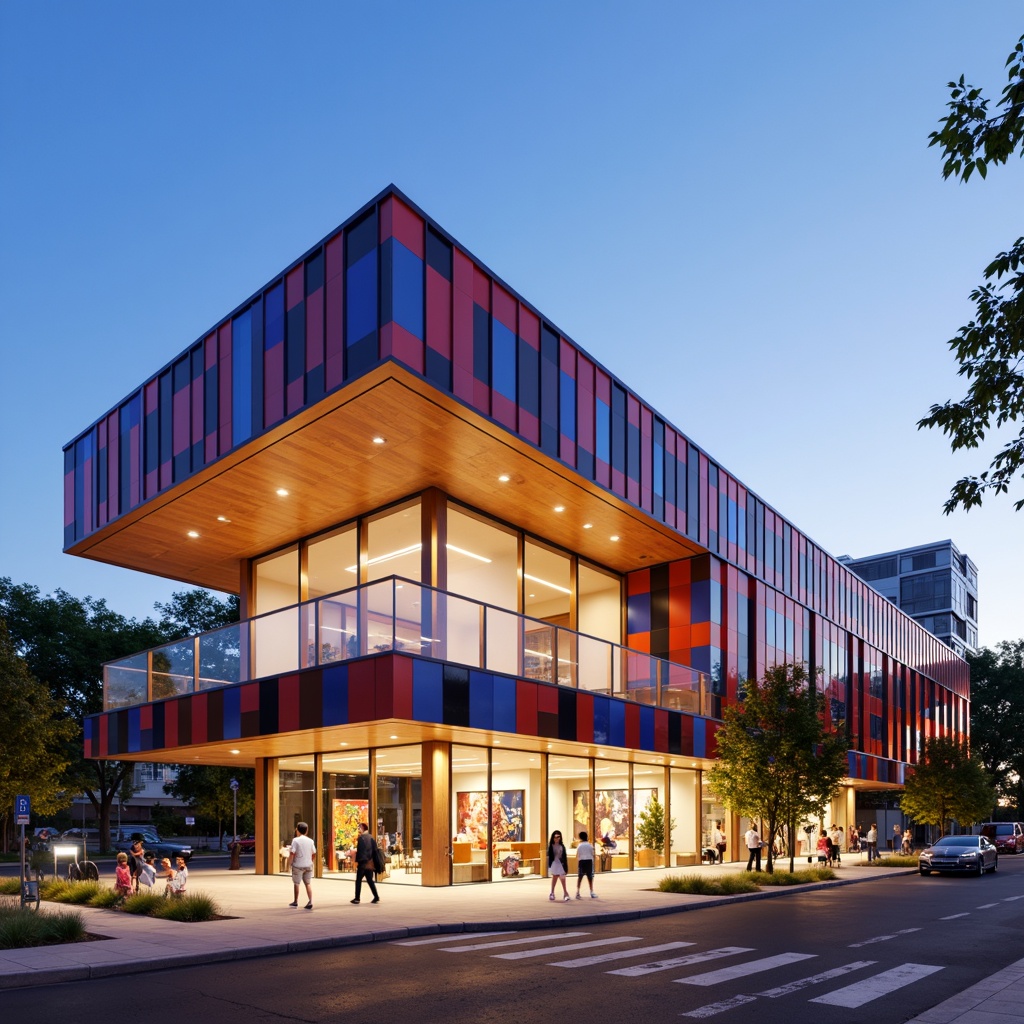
[[3, 855, 1023, 1021]]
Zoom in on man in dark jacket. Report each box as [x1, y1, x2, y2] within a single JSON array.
[[351, 823, 380, 904]]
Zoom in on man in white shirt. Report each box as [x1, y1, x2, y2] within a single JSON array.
[[288, 821, 316, 910], [744, 825, 762, 872]]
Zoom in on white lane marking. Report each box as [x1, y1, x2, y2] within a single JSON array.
[[610, 947, 753, 977], [757, 960, 877, 997], [439, 931, 589, 951], [810, 963, 943, 1007], [552, 941, 694, 968], [676, 952, 816, 987], [393, 931, 515, 945], [976, 903, 999, 909], [849, 927, 921, 947], [939, 913, 970, 920], [680, 994, 757, 1018], [494, 936, 641, 960], [1003, 895, 1024, 901]]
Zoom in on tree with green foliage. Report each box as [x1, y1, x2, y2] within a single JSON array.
[[0, 578, 237, 851], [0, 624, 78, 850], [163, 766, 254, 849], [921, 32, 1024, 512], [707, 664, 849, 873], [967, 640, 1024, 816], [900, 737, 996, 841]]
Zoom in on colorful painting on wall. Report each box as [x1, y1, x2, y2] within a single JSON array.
[[456, 790, 525, 846], [575, 789, 658, 840], [332, 799, 369, 855]]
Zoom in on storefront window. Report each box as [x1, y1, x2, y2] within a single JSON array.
[[307, 524, 357, 599], [669, 766, 698, 867], [594, 758, 630, 871], [701, 779, 728, 864], [490, 748, 541, 880], [320, 750, 369, 875], [633, 763, 665, 868], [375, 745, 422, 884], [279, 753, 317, 873], [548, 754, 590, 876], [451, 745, 489, 884]]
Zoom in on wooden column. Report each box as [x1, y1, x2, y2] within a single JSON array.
[[420, 740, 451, 887]]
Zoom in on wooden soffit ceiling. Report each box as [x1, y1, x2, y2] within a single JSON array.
[[68, 364, 703, 593]]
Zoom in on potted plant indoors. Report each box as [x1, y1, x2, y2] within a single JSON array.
[[634, 792, 674, 867]]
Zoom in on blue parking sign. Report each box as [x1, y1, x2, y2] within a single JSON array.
[[15, 795, 30, 825]]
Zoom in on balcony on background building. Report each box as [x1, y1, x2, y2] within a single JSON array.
[[103, 576, 717, 718]]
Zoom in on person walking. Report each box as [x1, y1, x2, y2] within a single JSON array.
[[829, 824, 842, 866], [351, 822, 380, 905], [866, 823, 878, 863], [574, 831, 597, 899], [547, 829, 570, 901], [892, 824, 903, 855], [287, 821, 316, 910], [744, 824, 763, 872]]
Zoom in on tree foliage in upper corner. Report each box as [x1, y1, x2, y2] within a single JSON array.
[[0, 577, 238, 849], [706, 663, 849, 873], [0, 623, 77, 829], [966, 640, 1024, 814], [920, 33, 1024, 513], [900, 736, 995, 839]]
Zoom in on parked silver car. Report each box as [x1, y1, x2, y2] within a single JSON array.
[[919, 834, 998, 876]]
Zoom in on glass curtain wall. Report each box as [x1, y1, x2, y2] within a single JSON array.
[[701, 779, 729, 864], [548, 754, 590, 877], [254, 546, 300, 677], [451, 745, 489, 885], [633, 763, 663, 868], [278, 753, 318, 873], [669, 767, 698, 867], [489, 748, 542, 880], [375, 745, 422, 884], [594, 758, 630, 871], [319, 750, 370, 875]]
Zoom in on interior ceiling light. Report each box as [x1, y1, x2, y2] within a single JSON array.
[[583, 523, 593, 529], [216, 515, 231, 523], [524, 573, 571, 595], [446, 544, 492, 563], [276, 488, 289, 497], [345, 543, 423, 573], [372, 436, 386, 444], [498, 474, 510, 482], [187, 530, 200, 539], [610, 535, 620, 542], [554, 505, 565, 513]]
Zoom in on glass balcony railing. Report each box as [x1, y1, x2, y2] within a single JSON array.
[[103, 577, 717, 717]]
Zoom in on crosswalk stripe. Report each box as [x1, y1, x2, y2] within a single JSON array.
[[675, 952, 816, 987], [756, 960, 877, 997], [849, 927, 921, 947], [393, 931, 516, 945], [976, 903, 999, 909], [439, 931, 589, 952], [1003, 895, 1024, 902], [552, 942, 695, 968], [810, 963, 943, 1007], [940, 913, 970, 920], [680, 994, 757, 1018], [495, 936, 641, 960], [609, 947, 753, 978]]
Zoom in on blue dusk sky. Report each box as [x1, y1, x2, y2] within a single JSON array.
[[1, 2, 1021, 647]]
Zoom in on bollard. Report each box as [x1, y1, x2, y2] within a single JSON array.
[[229, 841, 241, 870]]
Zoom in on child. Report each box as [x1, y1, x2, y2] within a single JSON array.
[[114, 852, 133, 898], [575, 831, 597, 899], [160, 857, 174, 897], [170, 856, 188, 898], [138, 853, 157, 891]]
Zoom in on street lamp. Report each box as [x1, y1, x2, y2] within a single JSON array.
[[230, 777, 239, 846]]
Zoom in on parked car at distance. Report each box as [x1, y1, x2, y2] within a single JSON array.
[[919, 834, 998, 876], [231, 835, 255, 853], [977, 822, 1024, 855], [113, 832, 193, 863], [109, 827, 160, 845]]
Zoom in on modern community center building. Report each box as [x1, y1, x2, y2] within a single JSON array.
[[66, 186, 970, 886]]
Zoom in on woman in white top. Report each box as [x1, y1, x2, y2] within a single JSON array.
[[547, 830, 570, 902]]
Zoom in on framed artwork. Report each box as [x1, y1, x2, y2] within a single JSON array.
[[582, 789, 659, 840], [456, 790, 525, 846], [573, 791, 590, 839], [333, 799, 369, 853]]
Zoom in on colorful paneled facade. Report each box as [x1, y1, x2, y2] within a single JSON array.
[[69, 186, 967, 886]]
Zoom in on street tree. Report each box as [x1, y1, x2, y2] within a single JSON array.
[[900, 737, 995, 841], [164, 765, 254, 849], [967, 640, 1024, 815], [920, 32, 1024, 512], [707, 663, 848, 873], [0, 578, 237, 850], [0, 624, 77, 850]]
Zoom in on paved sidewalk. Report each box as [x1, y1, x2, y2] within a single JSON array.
[[1, 858, 1021, 1023]]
